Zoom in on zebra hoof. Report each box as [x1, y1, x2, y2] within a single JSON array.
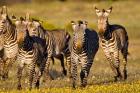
[[2, 75, 8, 81], [123, 70, 127, 80], [17, 85, 22, 90], [29, 87, 32, 91], [63, 70, 67, 76], [80, 83, 87, 88], [114, 76, 118, 82], [72, 85, 76, 89], [35, 81, 40, 89]]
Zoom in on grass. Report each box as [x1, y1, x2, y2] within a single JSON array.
[[8, 1, 140, 39], [0, 0, 140, 92]]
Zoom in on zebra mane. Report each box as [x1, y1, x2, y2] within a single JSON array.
[[30, 18, 46, 39], [22, 30, 34, 51], [37, 24, 46, 39], [7, 15, 16, 28]]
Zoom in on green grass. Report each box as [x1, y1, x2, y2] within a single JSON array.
[[8, 1, 140, 39], [0, 1, 140, 92]]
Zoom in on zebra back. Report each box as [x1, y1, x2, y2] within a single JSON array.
[[47, 29, 71, 55]]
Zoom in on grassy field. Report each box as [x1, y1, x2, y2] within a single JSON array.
[[0, 0, 140, 92]]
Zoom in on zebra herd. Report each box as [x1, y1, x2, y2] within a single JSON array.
[[0, 6, 129, 89]]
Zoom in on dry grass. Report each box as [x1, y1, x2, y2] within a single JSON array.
[[0, 1, 140, 92]]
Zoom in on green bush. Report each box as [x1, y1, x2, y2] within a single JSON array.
[[65, 22, 73, 35], [31, 16, 58, 30]]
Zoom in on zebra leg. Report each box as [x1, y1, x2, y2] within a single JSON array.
[[2, 58, 10, 80], [113, 51, 122, 81], [2, 57, 16, 80], [80, 54, 88, 87], [122, 56, 127, 80], [45, 57, 52, 80], [121, 45, 128, 80], [34, 67, 41, 89], [28, 63, 35, 90], [17, 64, 24, 90], [34, 60, 46, 89], [0, 58, 4, 78], [105, 52, 119, 81], [58, 54, 67, 76], [65, 50, 71, 78], [71, 56, 77, 89]]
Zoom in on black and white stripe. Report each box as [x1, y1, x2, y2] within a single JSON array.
[[95, 7, 129, 81], [25, 18, 71, 78], [70, 21, 99, 88], [0, 6, 18, 79], [17, 29, 47, 90]]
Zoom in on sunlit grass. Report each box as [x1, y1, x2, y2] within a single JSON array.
[[1, 80, 140, 93], [0, 1, 140, 92], [7, 1, 140, 39]]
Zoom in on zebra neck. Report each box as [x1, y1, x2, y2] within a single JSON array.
[[73, 30, 86, 53], [100, 25, 112, 41], [21, 36, 33, 51], [3, 23, 17, 44], [101, 32, 116, 45]]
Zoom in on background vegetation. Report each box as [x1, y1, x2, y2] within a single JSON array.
[[0, 0, 140, 92]]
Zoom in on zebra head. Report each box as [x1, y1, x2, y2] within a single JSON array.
[[26, 20, 41, 37], [14, 16, 28, 43], [0, 6, 8, 35], [71, 20, 87, 50], [24, 13, 41, 37], [95, 6, 112, 36]]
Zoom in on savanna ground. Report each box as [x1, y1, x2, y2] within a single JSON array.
[[0, 0, 140, 93]]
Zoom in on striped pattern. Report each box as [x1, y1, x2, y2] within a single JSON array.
[[0, 6, 18, 79], [95, 7, 129, 81], [70, 21, 99, 88], [17, 29, 47, 90], [26, 19, 71, 78]]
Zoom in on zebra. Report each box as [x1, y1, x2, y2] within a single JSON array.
[[0, 6, 18, 79], [70, 21, 99, 88], [94, 7, 129, 81], [0, 35, 4, 77], [24, 15, 71, 79], [16, 23, 47, 90]]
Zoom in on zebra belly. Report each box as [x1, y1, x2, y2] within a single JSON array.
[[17, 55, 34, 66], [4, 44, 18, 58], [21, 57, 34, 65]]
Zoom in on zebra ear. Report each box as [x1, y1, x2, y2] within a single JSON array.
[[71, 21, 75, 25], [11, 15, 17, 21], [20, 17, 25, 21], [95, 6, 102, 17], [84, 21, 88, 25], [71, 21, 76, 30], [104, 6, 112, 17], [83, 21, 88, 28], [25, 12, 30, 21], [1, 6, 7, 15]]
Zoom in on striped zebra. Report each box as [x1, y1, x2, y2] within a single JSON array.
[[95, 7, 129, 81], [24, 15, 71, 79], [70, 21, 99, 88], [0, 35, 4, 77], [0, 6, 18, 79], [16, 23, 47, 90]]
